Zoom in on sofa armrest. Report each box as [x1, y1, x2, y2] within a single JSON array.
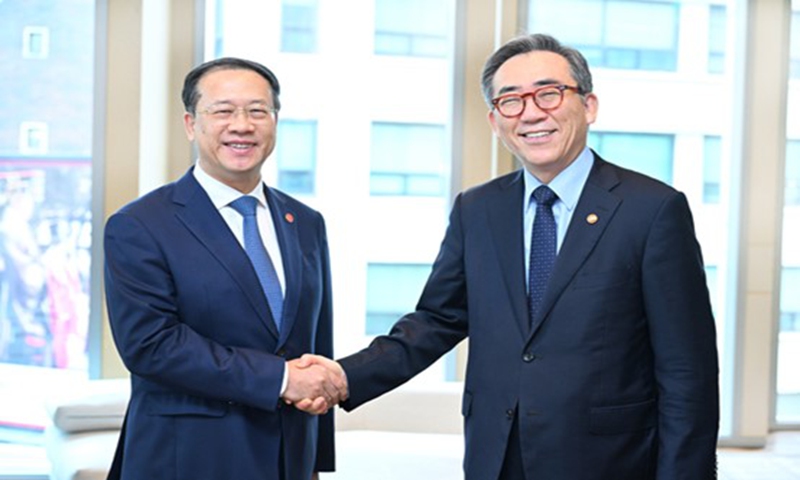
[[46, 378, 129, 434]]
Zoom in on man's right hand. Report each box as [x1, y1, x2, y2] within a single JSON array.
[[283, 355, 348, 415]]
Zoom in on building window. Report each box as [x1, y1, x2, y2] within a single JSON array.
[[370, 122, 447, 196], [374, 0, 449, 57], [704, 136, 722, 204], [22, 26, 49, 59], [777, 267, 800, 423], [19, 122, 48, 154], [365, 263, 430, 335], [589, 132, 674, 185], [276, 120, 317, 195], [708, 5, 727, 74], [786, 140, 800, 206], [528, 0, 679, 71], [281, 0, 318, 53]]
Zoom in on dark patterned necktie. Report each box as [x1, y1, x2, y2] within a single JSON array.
[[528, 185, 558, 325], [230, 196, 283, 330]]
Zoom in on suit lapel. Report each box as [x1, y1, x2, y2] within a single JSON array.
[[527, 157, 622, 340], [264, 186, 302, 347], [486, 171, 530, 336], [171, 171, 280, 340]]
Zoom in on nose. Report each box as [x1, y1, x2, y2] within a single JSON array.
[[519, 94, 547, 120], [227, 108, 256, 130]]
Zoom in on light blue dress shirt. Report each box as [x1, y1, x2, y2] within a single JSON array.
[[523, 147, 594, 290]]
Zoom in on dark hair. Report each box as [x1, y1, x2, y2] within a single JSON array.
[[480, 33, 593, 106], [181, 57, 281, 115]]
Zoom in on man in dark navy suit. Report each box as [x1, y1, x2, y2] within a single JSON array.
[[300, 34, 719, 480], [104, 57, 346, 480]]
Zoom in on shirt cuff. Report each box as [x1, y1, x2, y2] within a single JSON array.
[[280, 361, 289, 396]]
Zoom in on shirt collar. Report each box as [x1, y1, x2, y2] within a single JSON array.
[[523, 146, 594, 212], [192, 163, 267, 210]]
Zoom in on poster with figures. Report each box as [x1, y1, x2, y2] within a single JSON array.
[[0, 162, 92, 371]]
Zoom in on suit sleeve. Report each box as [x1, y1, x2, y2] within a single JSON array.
[[313, 216, 336, 472], [339, 194, 470, 410], [641, 192, 719, 479], [104, 211, 286, 411]]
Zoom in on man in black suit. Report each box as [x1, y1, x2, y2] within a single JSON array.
[[301, 33, 719, 480]]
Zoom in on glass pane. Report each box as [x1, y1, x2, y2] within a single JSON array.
[[588, 132, 674, 184], [777, 0, 800, 426], [281, 0, 318, 53], [529, 0, 679, 71], [529, 0, 739, 437], [276, 120, 316, 194], [366, 263, 430, 335], [374, 0, 449, 57], [704, 136, 722, 204], [0, 1, 95, 441], [208, 0, 456, 384], [370, 122, 447, 196], [708, 5, 727, 74]]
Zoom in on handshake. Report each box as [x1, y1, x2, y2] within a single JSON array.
[[282, 354, 348, 415]]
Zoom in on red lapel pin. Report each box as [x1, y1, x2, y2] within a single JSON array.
[[285, 213, 295, 223]]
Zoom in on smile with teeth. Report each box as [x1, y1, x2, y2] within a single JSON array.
[[521, 131, 554, 138], [226, 142, 254, 150]]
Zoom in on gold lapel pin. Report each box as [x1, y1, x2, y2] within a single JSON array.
[[586, 213, 599, 225]]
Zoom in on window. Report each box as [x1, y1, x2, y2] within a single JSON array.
[[370, 122, 447, 196], [209, 0, 457, 384], [777, 268, 800, 423], [281, 0, 318, 53], [527, 0, 680, 71], [374, 0, 450, 57], [365, 263, 430, 335], [275, 120, 317, 195], [532, 0, 739, 436], [19, 122, 49, 155], [22, 26, 49, 59], [708, 4, 727, 74], [588, 132, 674, 184], [1, 0, 95, 442], [704, 136, 722, 204], [777, 0, 800, 427]]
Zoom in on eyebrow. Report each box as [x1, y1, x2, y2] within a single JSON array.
[[207, 99, 271, 107], [496, 78, 562, 96]]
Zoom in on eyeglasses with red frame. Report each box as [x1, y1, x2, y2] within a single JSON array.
[[491, 84, 583, 118]]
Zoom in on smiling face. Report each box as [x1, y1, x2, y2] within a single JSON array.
[[183, 68, 277, 193], [488, 51, 598, 183]]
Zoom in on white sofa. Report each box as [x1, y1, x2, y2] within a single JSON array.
[[43, 378, 463, 480], [44, 379, 129, 480]]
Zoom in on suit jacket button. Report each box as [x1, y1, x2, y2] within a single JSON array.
[[522, 352, 535, 362], [506, 409, 515, 419], [277, 349, 287, 357]]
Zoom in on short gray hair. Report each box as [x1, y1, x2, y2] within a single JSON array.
[[480, 33, 593, 106]]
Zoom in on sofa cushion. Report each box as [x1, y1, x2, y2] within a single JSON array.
[[45, 427, 120, 480], [46, 378, 130, 434]]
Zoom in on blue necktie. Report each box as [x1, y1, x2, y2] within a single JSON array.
[[529, 185, 558, 325], [230, 196, 283, 330]]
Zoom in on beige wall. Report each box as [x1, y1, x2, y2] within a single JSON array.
[[99, 0, 197, 379]]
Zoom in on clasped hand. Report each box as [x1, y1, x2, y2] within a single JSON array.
[[282, 354, 348, 415]]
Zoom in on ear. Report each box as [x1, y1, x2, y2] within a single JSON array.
[[487, 109, 500, 135], [583, 93, 599, 125], [183, 112, 196, 141]]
